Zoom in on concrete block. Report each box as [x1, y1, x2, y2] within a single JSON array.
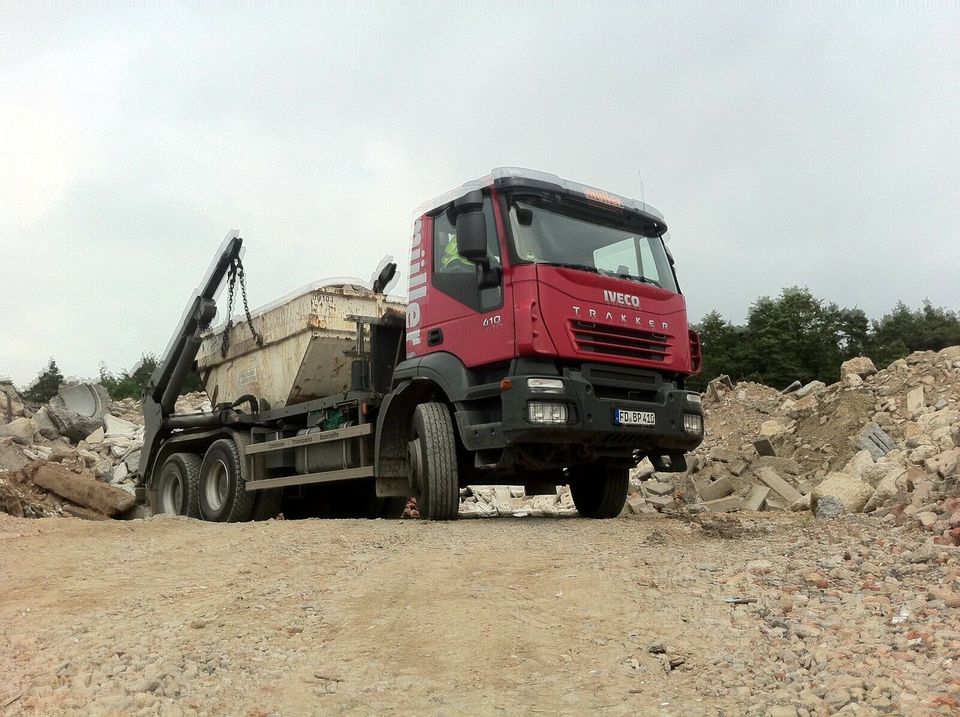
[[753, 437, 777, 457], [743, 485, 770, 511], [755, 467, 802, 504], [703, 496, 742, 512], [698, 476, 734, 502], [644, 480, 674, 497], [729, 458, 751, 476], [644, 494, 675, 510]]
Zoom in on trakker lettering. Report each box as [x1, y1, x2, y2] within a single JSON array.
[[406, 218, 426, 355], [603, 290, 641, 308], [572, 305, 669, 330]]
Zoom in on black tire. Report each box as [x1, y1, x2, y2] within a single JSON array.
[[199, 439, 255, 522], [154, 453, 202, 517], [568, 465, 630, 519], [409, 403, 459, 520], [251, 488, 283, 521]]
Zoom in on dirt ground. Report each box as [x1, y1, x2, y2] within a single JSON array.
[[2, 512, 959, 717]]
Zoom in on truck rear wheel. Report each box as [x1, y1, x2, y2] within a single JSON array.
[[408, 403, 459, 520], [154, 452, 202, 517], [568, 465, 629, 519], [199, 439, 255, 522]]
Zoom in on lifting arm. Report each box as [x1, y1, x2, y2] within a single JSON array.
[[136, 231, 244, 486]]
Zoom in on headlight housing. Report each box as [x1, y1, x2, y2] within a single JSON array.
[[528, 401, 568, 424], [683, 413, 703, 434], [527, 377, 565, 393]]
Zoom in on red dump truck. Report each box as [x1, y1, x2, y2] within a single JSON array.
[[136, 168, 704, 520]]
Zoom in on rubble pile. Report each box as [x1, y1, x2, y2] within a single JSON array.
[[459, 485, 577, 518], [630, 346, 960, 544], [0, 382, 209, 519]]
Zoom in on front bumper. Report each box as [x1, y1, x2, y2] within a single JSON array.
[[456, 366, 704, 454]]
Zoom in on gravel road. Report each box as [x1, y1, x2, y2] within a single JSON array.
[[2, 512, 958, 716]]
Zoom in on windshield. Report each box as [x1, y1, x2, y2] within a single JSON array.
[[507, 201, 678, 292]]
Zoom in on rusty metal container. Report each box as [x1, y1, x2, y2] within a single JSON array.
[[197, 281, 405, 408]]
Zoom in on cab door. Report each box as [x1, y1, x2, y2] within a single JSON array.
[[421, 193, 514, 368]]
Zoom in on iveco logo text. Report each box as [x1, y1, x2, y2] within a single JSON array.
[[603, 290, 640, 308]]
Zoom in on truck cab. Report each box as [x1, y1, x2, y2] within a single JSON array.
[[378, 168, 704, 517]]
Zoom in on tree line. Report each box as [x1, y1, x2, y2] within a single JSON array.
[[690, 288, 960, 391], [13, 355, 201, 404]]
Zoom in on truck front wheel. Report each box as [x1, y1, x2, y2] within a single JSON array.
[[568, 465, 629, 519], [408, 403, 459, 520], [154, 452, 202, 517], [199, 439, 255, 522]]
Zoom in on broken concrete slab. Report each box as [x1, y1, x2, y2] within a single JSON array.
[[840, 356, 877, 378], [780, 380, 802, 394], [0, 417, 38, 445], [643, 480, 674, 497], [47, 384, 111, 443], [905, 386, 924, 415], [698, 476, 734, 502], [626, 496, 646, 514], [33, 406, 60, 440], [756, 456, 801, 476], [703, 496, 741, 513], [811, 471, 873, 514], [743, 486, 770, 512], [753, 437, 777, 457], [856, 423, 896, 460], [755, 467, 802, 505], [24, 461, 135, 516], [644, 494, 676, 510], [103, 414, 137, 438], [709, 447, 741, 463], [794, 380, 826, 399], [729, 458, 751, 476]]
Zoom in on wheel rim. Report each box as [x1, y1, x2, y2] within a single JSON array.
[[160, 468, 183, 514], [205, 459, 229, 512]]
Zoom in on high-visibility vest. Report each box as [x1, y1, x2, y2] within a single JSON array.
[[441, 236, 472, 269]]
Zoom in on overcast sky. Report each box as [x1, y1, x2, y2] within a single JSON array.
[[3, 3, 959, 387]]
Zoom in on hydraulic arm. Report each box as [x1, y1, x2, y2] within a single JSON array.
[[136, 231, 244, 482]]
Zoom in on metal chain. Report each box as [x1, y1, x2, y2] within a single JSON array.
[[219, 257, 263, 358], [236, 259, 264, 348], [220, 263, 237, 357]]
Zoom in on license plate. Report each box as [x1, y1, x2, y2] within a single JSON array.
[[615, 409, 656, 427]]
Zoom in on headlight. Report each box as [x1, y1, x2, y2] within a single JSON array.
[[685, 392, 702, 405], [527, 377, 564, 392], [683, 413, 703, 434], [528, 401, 568, 424]]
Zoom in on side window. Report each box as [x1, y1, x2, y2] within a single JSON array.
[[431, 196, 503, 311], [433, 212, 474, 274]]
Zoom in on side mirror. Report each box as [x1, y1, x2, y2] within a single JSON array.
[[452, 190, 487, 262]]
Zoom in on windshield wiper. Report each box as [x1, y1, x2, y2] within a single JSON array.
[[539, 261, 601, 274], [617, 273, 662, 288]]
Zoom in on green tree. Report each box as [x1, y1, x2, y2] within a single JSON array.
[[23, 358, 64, 403], [689, 311, 743, 391], [99, 354, 202, 400], [742, 287, 842, 389]]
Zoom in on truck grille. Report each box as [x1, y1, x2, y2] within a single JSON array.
[[570, 320, 671, 362]]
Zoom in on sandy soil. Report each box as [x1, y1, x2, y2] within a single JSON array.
[[1, 512, 958, 716]]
